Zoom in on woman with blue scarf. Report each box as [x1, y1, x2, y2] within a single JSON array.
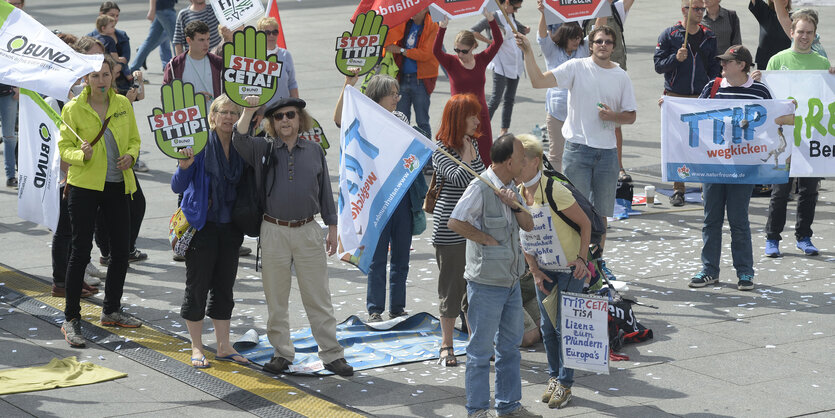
[[171, 94, 249, 369]]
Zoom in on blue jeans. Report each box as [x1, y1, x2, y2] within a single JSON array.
[[366, 197, 412, 315], [466, 280, 524, 415], [536, 269, 585, 386], [0, 94, 18, 180], [129, 7, 176, 73], [701, 183, 754, 278], [396, 73, 432, 138], [487, 72, 520, 130], [562, 141, 619, 217]]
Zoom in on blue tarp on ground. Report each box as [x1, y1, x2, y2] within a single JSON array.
[[234, 312, 469, 375]]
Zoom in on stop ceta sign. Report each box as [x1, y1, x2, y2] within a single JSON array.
[[429, 0, 491, 19], [543, 0, 607, 22]]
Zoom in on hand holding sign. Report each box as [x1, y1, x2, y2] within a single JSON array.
[[223, 26, 282, 107], [149, 80, 209, 159], [335, 10, 388, 76]]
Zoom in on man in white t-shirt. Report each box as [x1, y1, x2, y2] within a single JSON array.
[[163, 20, 223, 103], [516, 25, 637, 256]]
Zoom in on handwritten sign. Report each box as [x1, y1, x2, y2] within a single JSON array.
[[520, 205, 567, 271], [560, 292, 609, 374]]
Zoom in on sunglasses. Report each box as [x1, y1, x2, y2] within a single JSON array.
[[454, 48, 472, 54], [684, 6, 706, 12], [592, 39, 615, 45], [263, 29, 280, 36], [270, 110, 296, 121]]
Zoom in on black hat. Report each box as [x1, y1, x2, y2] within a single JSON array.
[[264, 97, 306, 119], [717, 45, 753, 66]]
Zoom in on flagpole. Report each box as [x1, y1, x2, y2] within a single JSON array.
[[433, 146, 531, 215], [494, 0, 518, 34], [682, 0, 693, 47]]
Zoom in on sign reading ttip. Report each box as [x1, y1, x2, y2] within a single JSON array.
[[429, 0, 491, 19], [543, 0, 608, 22], [661, 97, 796, 184]]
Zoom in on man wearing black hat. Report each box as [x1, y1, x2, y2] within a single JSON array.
[[232, 95, 353, 377]]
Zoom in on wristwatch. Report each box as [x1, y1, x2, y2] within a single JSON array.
[[400, 47, 405, 54]]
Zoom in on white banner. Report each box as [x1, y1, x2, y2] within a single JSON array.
[[661, 97, 795, 184], [761, 70, 835, 177], [559, 292, 609, 374], [17, 89, 62, 232], [210, 0, 265, 29], [337, 86, 435, 273], [0, 2, 103, 100]]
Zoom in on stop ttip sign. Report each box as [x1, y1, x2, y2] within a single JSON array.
[[429, 0, 491, 19], [543, 0, 607, 22]]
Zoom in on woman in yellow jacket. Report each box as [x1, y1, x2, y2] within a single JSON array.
[[57, 57, 142, 348]]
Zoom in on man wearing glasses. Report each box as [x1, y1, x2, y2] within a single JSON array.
[[516, 26, 637, 267], [654, 0, 721, 206]]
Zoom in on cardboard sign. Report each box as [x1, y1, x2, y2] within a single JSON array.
[[335, 11, 388, 76], [149, 81, 209, 159], [298, 118, 331, 154], [542, 0, 609, 23], [222, 26, 283, 108], [428, 0, 491, 20], [520, 205, 568, 272], [210, 0, 265, 29], [559, 292, 609, 374]]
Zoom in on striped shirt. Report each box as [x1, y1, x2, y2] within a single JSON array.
[[430, 138, 486, 245], [698, 77, 772, 100], [173, 5, 221, 51]]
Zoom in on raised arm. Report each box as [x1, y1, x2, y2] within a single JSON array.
[[333, 68, 360, 128], [516, 33, 558, 89]]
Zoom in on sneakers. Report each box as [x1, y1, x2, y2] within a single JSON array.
[[263, 356, 291, 374], [173, 253, 186, 262], [86, 261, 106, 278], [62, 319, 86, 348], [84, 273, 101, 287], [82, 282, 99, 295], [669, 191, 685, 207], [368, 312, 383, 322], [128, 248, 148, 262], [468, 410, 495, 418], [599, 260, 617, 282], [499, 406, 542, 417], [52, 284, 94, 298], [133, 160, 149, 172], [796, 237, 819, 256], [99, 255, 110, 266], [737, 274, 754, 291], [548, 383, 572, 409], [6, 177, 18, 189], [541, 377, 559, 403], [688, 271, 718, 288], [765, 239, 782, 258], [388, 310, 408, 319], [324, 358, 354, 376], [239, 246, 252, 257], [100, 310, 142, 328]]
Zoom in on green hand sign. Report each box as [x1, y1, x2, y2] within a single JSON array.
[[148, 80, 209, 159], [335, 10, 388, 76], [299, 117, 330, 155], [223, 26, 282, 108]]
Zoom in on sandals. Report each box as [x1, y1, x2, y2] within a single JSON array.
[[438, 346, 458, 367], [191, 355, 210, 369], [216, 353, 250, 365]]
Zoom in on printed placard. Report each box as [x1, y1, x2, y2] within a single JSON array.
[[222, 26, 283, 107], [335, 10, 388, 76], [559, 292, 609, 374], [149, 81, 209, 159], [210, 0, 265, 30]]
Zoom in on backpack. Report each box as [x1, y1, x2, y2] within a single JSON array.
[[542, 157, 607, 245], [231, 141, 275, 237], [597, 285, 654, 351]]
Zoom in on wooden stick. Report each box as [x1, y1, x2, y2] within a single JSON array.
[[682, 0, 694, 47], [434, 145, 531, 215], [494, 0, 518, 34]]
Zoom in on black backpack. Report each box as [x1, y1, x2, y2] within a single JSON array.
[[541, 156, 606, 245], [232, 141, 274, 237]]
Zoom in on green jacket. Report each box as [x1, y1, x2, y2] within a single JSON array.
[[58, 87, 141, 195]]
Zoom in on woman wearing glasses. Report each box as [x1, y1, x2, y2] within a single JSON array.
[[433, 10, 502, 165], [171, 94, 249, 368]]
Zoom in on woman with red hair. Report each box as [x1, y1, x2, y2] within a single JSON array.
[[433, 11, 502, 165], [431, 93, 486, 367]]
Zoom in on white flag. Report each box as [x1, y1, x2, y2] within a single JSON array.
[[0, 2, 103, 100], [17, 89, 62, 231], [337, 86, 435, 273]]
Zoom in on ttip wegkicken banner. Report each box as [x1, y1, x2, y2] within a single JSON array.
[[337, 86, 435, 273], [17, 90, 62, 232], [0, 2, 103, 100], [661, 97, 795, 184], [761, 70, 835, 177]]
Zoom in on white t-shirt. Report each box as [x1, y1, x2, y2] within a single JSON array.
[[551, 57, 637, 149]]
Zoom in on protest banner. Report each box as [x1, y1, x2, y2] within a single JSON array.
[[520, 206, 568, 272], [0, 2, 103, 100], [148, 81, 209, 159], [559, 292, 609, 374], [210, 0, 265, 30], [336, 11, 388, 77], [265, 0, 287, 48], [352, 0, 431, 28], [337, 86, 435, 273], [761, 70, 835, 177], [298, 118, 331, 155], [222, 26, 282, 107], [16, 89, 62, 232], [542, 0, 611, 24], [428, 0, 492, 21], [661, 96, 795, 184]]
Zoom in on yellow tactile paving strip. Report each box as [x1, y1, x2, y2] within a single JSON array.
[[0, 266, 362, 418]]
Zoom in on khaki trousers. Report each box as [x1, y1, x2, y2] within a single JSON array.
[[260, 220, 343, 363], [546, 114, 566, 172]]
